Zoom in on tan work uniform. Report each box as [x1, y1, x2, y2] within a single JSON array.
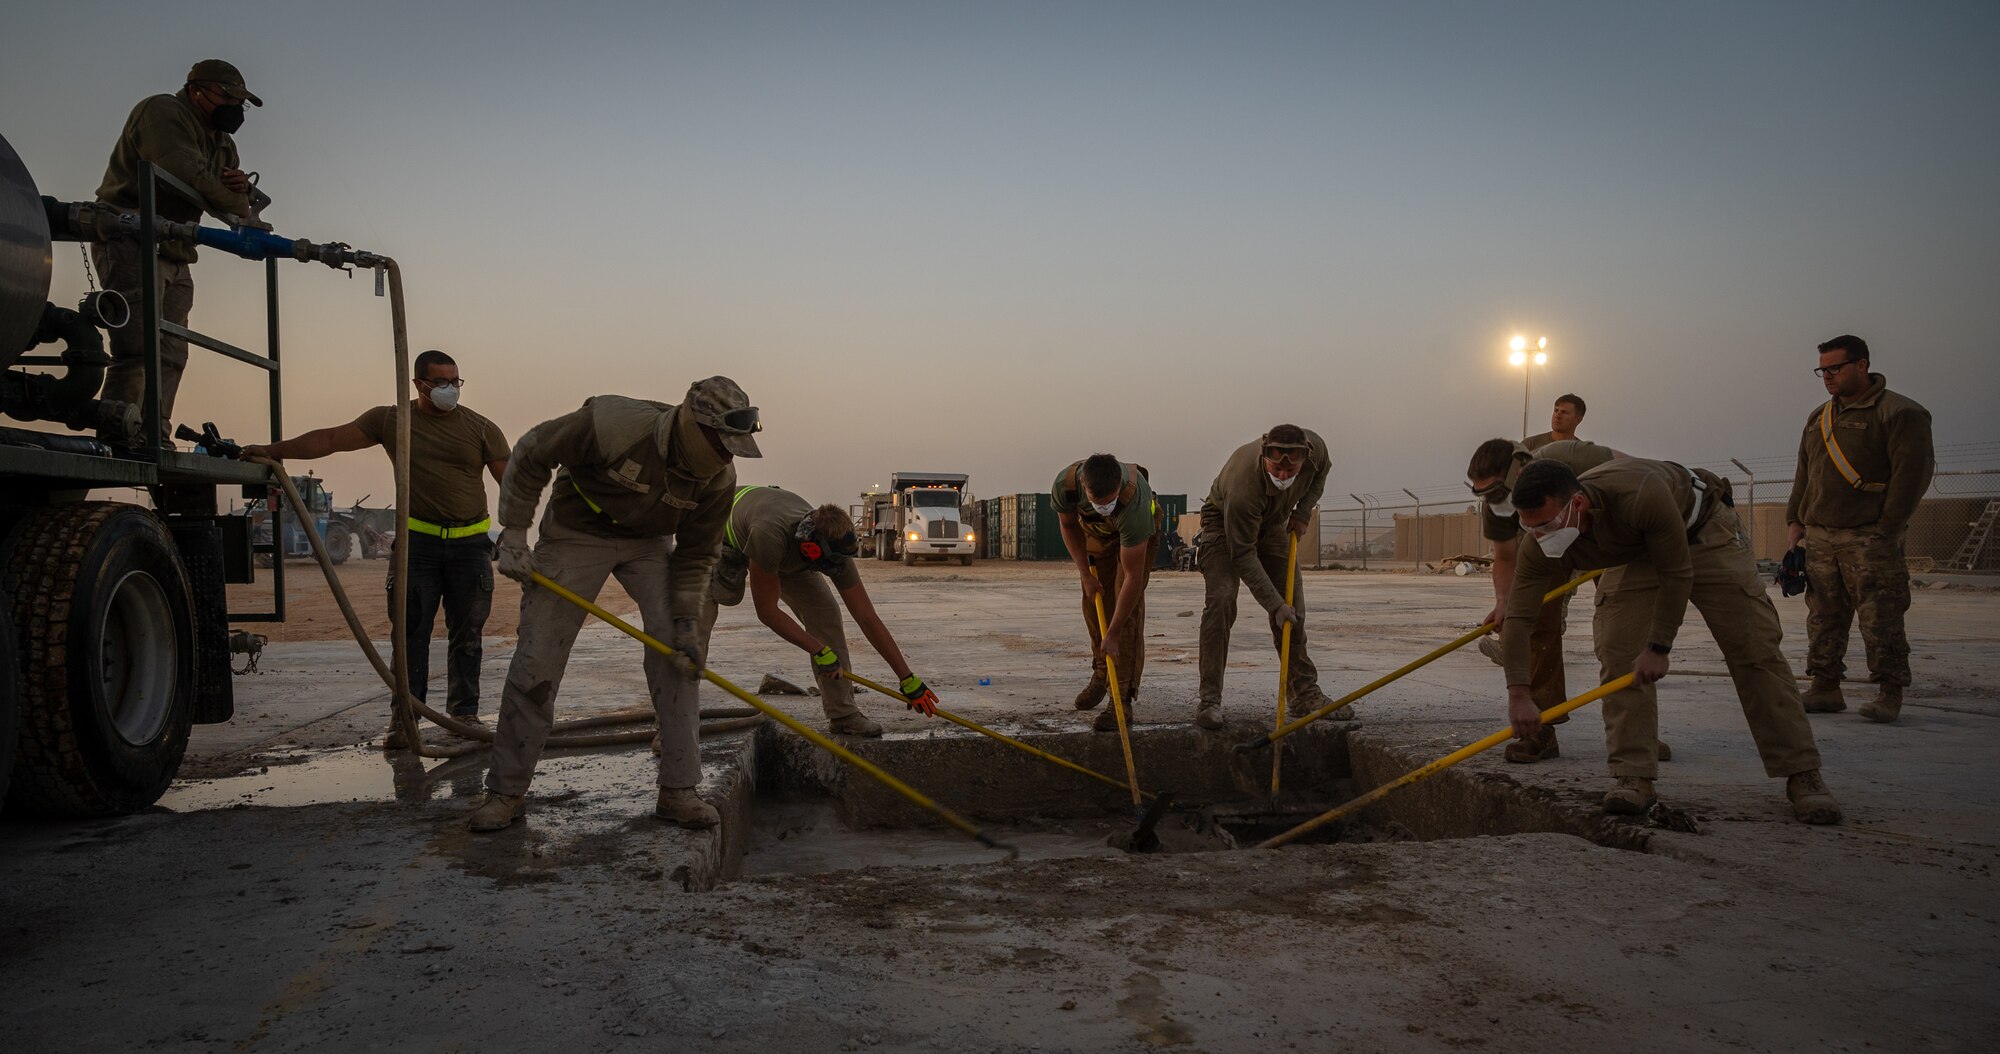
[[1197, 433, 1331, 707], [358, 402, 509, 717], [93, 89, 250, 438], [486, 396, 733, 795], [1481, 439, 1618, 712], [1786, 373, 1935, 690], [1503, 459, 1823, 780], [699, 486, 867, 723], [1052, 461, 1163, 696]]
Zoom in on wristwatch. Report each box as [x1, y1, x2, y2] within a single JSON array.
[[1646, 642, 1672, 655]]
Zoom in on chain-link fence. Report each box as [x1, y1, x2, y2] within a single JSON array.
[[1312, 442, 2000, 574]]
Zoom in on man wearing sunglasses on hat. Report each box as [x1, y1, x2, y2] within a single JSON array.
[[1052, 454, 1165, 731], [1193, 425, 1332, 731], [1463, 437, 1623, 762], [93, 59, 266, 445], [685, 488, 941, 738], [1502, 457, 1840, 824], [468, 377, 759, 833], [1786, 335, 1934, 724], [245, 350, 508, 723]]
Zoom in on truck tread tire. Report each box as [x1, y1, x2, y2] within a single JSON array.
[[902, 549, 915, 567], [1, 502, 195, 816], [327, 524, 351, 566]]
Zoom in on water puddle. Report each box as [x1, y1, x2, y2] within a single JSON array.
[[160, 744, 662, 812]]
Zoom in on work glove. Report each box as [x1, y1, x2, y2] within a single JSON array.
[[669, 617, 703, 677], [810, 645, 842, 684], [1776, 546, 1808, 598], [495, 528, 534, 584], [1270, 602, 1300, 632], [900, 674, 941, 716]]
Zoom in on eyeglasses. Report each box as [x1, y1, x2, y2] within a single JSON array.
[[1465, 479, 1507, 501], [418, 377, 465, 388], [1812, 360, 1859, 379], [1262, 447, 1306, 467]]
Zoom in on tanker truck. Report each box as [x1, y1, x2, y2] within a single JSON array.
[[0, 132, 386, 815]]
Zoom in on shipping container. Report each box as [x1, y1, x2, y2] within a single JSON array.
[[970, 499, 987, 560], [998, 494, 1021, 559], [985, 500, 1002, 559], [1015, 492, 1066, 561]]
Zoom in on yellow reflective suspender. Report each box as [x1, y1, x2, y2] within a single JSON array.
[[1820, 401, 1886, 493], [724, 485, 777, 548]]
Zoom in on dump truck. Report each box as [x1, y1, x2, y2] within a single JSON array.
[[0, 132, 387, 814], [864, 472, 975, 566]]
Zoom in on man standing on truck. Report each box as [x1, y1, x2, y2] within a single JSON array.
[[467, 377, 758, 833], [1194, 425, 1334, 730], [1053, 454, 1163, 731], [691, 487, 942, 737], [93, 60, 264, 445], [244, 350, 508, 722]]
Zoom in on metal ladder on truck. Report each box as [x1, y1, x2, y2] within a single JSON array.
[[1947, 500, 2000, 571]]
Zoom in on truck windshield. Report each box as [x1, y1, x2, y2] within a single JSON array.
[[910, 491, 959, 508]]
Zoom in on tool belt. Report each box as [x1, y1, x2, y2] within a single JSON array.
[[405, 515, 491, 540], [1820, 400, 1887, 493]]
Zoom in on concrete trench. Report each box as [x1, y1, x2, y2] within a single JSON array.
[[676, 717, 1656, 892]]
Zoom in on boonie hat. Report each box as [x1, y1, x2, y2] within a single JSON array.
[[686, 376, 762, 458], [187, 59, 263, 106]]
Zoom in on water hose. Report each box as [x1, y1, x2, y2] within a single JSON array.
[[529, 571, 1017, 858], [1238, 569, 1608, 754], [1094, 594, 1144, 810], [1254, 672, 1639, 849], [841, 670, 1161, 801], [1271, 533, 1298, 795]]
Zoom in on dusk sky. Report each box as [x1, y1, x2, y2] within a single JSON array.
[[6, 1, 1995, 515]]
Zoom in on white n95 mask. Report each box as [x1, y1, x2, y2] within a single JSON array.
[[428, 384, 461, 412], [1268, 472, 1296, 490], [1089, 500, 1118, 516]]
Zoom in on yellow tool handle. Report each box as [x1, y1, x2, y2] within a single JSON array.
[[1271, 532, 1299, 795], [1094, 593, 1145, 808], [842, 670, 1155, 800], [1248, 568, 1608, 751], [526, 572, 1015, 857], [1256, 672, 1639, 849]]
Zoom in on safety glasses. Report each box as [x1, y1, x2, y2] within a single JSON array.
[[712, 406, 761, 434]]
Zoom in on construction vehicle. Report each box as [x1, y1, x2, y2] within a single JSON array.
[[0, 132, 389, 814], [242, 476, 381, 566], [863, 472, 975, 566]]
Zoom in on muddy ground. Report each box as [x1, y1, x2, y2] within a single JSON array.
[[5, 562, 1997, 1051]]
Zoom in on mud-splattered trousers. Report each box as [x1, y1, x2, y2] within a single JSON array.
[[93, 238, 193, 441], [696, 551, 865, 723], [1079, 526, 1161, 700], [486, 517, 701, 794], [1592, 505, 1822, 780], [1196, 523, 1322, 707], [388, 531, 494, 718], [1803, 525, 1912, 689]]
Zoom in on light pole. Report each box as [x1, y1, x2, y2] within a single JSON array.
[[1509, 335, 1548, 439], [1402, 488, 1423, 569], [1349, 493, 1370, 570]]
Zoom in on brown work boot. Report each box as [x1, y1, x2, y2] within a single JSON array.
[[1656, 739, 1672, 762], [1094, 696, 1135, 732], [829, 713, 883, 737], [1504, 724, 1560, 763], [1289, 689, 1347, 723], [1801, 680, 1847, 713], [1602, 776, 1656, 815], [1193, 701, 1224, 730], [1859, 686, 1903, 724], [1476, 634, 1504, 666], [1786, 769, 1843, 825], [1074, 675, 1108, 710], [467, 792, 526, 832], [654, 787, 720, 829]]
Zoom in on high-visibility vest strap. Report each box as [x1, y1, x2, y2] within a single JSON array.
[[1820, 401, 1887, 493], [406, 515, 492, 540]]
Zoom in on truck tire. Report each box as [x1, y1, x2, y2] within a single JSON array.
[[326, 523, 352, 566], [1, 503, 195, 815], [902, 548, 915, 567], [959, 555, 972, 566], [0, 602, 17, 805]]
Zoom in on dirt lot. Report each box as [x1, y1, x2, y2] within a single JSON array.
[[7, 563, 1997, 1051]]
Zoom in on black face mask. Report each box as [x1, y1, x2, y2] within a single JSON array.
[[209, 103, 246, 134]]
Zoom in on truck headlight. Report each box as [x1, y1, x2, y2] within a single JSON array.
[[906, 531, 919, 541], [965, 532, 975, 541]]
